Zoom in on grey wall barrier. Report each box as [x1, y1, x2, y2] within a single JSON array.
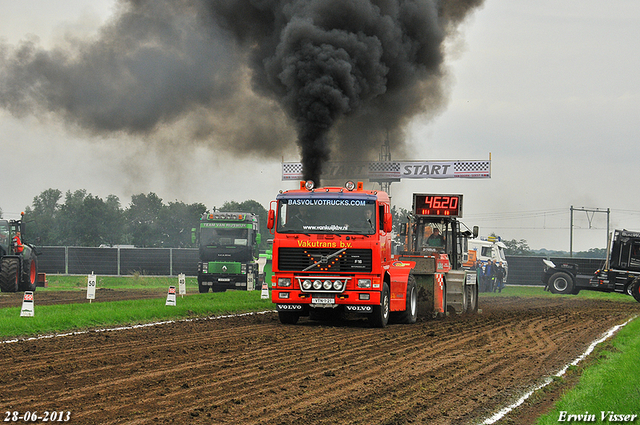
[[34, 247, 606, 282], [36, 247, 199, 276]]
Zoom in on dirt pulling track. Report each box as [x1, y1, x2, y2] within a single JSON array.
[[1, 294, 638, 425]]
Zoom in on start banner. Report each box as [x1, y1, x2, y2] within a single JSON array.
[[282, 159, 490, 181]]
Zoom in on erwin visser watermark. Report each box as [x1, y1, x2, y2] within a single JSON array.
[[558, 411, 638, 422]]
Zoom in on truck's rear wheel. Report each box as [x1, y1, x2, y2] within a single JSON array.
[[0, 258, 20, 292], [369, 283, 390, 328], [20, 255, 38, 291], [630, 278, 640, 303], [465, 282, 478, 314], [395, 276, 417, 324], [548, 272, 574, 295], [278, 311, 300, 324]]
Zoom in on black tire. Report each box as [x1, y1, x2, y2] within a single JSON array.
[[625, 282, 634, 297], [630, 279, 640, 303], [20, 254, 38, 291], [548, 272, 574, 295], [369, 282, 390, 328], [0, 257, 20, 292], [396, 275, 418, 324], [465, 281, 479, 314], [278, 311, 300, 324], [197, 275, 209, 293]]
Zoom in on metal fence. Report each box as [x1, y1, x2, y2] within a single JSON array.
[[37, 247, 199, 276], [35, 247, 607, 282]]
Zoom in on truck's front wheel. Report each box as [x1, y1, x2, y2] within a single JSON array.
[[548, 272, 574, 295], [630, 278, 640, 303], [369, 283, 390, 328]]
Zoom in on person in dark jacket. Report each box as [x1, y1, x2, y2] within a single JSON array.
[[494, 262, 505, 292], [483, 261, 494, 292]]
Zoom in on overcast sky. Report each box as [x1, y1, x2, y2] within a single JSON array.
[[1, 0, 639, 252]]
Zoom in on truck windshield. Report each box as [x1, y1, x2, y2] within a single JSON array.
[[277, 199, 376, 235], [200, 226, 249, 247]]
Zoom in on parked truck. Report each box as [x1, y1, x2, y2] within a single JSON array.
[[266, 181, 478, 327], [193, 212, 261, 293], [542, 229, 640, 303], [0, 213, 40, 292], [465, 236, 509, 282]]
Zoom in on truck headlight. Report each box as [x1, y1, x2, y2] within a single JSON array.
[[323, 280, 332, 290], [313, 280, 322, 290], [333, 280, 344, 291], [278, 278, 292, 287], [357, 279, 371, 288], [302, 279, 312, 290]]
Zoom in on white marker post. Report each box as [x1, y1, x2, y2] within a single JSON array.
[[20, 291, 35, 317], [261, 280, 269, 300], [166, 286, 177, 306], [87, 272, 97, 303], [178, 274, 186, 298]]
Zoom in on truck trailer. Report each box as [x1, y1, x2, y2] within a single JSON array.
[[542, 229, 640, 302]]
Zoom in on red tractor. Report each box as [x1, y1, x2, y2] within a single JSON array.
[[0, 213, 40, 292]]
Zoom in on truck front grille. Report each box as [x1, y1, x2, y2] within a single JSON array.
[[277, 248, 372, 273]]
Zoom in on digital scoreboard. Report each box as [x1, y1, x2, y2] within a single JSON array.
[[412, 194, 463, 218]]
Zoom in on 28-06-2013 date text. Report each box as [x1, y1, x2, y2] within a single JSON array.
[[4, 411, 71, 422]]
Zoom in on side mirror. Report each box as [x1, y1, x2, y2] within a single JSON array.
[[191, 228, 196, 244], [473, 226, 479, 238], [267, 210, 275, 230], [384, 213, 393, 233], [256, 233, 262, 245]]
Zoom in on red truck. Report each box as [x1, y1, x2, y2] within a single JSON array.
[[267, 181, 478, 327]]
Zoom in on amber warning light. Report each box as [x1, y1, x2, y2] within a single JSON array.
[[413, 194, 463, 218]]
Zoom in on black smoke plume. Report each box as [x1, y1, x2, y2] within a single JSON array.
[[0, 0, 484, 185]]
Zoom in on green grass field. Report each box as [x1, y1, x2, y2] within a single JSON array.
[[534, 317, 640, 424], [0, 275, 274, 339], [36, 274, 199, 291]]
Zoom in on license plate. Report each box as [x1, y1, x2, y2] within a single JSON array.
[[312, 296, 335, 304]]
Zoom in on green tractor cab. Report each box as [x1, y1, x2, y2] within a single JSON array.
[[0, 214, 41, 292]]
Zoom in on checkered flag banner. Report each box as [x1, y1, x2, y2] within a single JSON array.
[[368, 162, 401, 178], [282, 163, 303, 180], [282, 159, 490, 180], [453, 160, 491, 178]]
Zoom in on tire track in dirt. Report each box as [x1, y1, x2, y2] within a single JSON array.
[[0, 296, 637, 424]]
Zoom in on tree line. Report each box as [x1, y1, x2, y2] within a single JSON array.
[[17, 189, 269, 250]]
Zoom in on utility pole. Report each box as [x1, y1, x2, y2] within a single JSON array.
[[570, 206, 610, 257]]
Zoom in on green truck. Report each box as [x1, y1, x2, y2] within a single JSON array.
[[194, 212, 261, 293]]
